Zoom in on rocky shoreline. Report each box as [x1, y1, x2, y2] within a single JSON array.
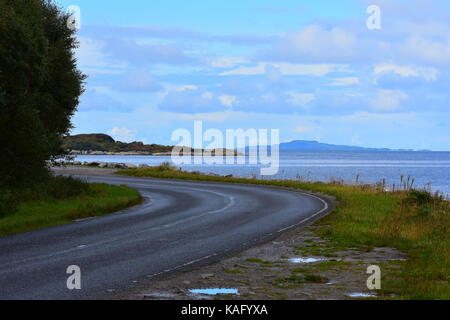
[[68, 148, 244, 157], [53, 160, 145, 169], [69, 150, 154, 156]]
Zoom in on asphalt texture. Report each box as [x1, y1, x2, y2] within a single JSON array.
[[0, 175, 331, 299]]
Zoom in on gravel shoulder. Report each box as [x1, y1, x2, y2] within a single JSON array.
[[122, 224, 405, 300]]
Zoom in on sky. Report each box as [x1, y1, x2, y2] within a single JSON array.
[[56, 0, 450, 150]]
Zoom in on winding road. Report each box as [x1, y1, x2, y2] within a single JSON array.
[[0, 175, 332, 299]]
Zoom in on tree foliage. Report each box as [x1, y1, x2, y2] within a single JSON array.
[[0, 0, 85, 189]]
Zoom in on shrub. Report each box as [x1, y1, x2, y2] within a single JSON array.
[[405, 189, 434, 206], [0, 190, 17, 218], [44, 176, 90, 199], [157, 161, 176, 172]]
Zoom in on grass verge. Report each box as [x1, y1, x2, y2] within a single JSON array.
[[0, 177, 142, 237], [118, 164, 449, 299]]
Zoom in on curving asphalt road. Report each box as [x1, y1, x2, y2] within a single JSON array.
[[0, 175, 332, 300]]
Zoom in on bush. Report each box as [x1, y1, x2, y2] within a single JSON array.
[[157, 162, 176, 172], [44, 176, 90, 199], [0, 191, 17, 218], [405, 189, 434, 206]]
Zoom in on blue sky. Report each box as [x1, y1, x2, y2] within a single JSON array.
[[56, 0, 450, 150]]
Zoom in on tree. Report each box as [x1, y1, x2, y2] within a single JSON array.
[[0, 0, 85, 189]]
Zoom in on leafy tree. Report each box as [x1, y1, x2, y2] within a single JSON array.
[[0, 0, 85, 190]]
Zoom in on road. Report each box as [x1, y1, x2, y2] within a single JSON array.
[[0, 175, 332, 299]]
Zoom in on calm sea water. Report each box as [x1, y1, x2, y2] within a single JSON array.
[[75, 151, 450, 195]]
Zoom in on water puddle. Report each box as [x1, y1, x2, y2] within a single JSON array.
[[189, 288, 239, 296], [347, 292, 377, 298], [289, 257, 324, 264]]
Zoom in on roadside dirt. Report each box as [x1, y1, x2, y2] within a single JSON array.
[[125, 225, 406, 300]]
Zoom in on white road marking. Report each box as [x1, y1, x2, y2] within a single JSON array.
[[277, 193, 329, 233]]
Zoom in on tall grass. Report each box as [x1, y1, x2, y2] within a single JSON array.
[[0, 176, 142, 237], [0, 176, 93, 217]]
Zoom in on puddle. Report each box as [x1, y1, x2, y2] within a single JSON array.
[[289, 257, 324, 264], [189, 288, 239, 296], [347, 292, 377, 298]]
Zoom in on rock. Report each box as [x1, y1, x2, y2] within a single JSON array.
[[200, 273, 214, 279], [208, 172, 220, 177], [138, 164, 150, 169], [98, 162, 107, 168], [106, 162, 117, 168], [124, 163, 137, 169]]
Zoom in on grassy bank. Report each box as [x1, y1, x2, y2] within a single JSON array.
[[0, 176, 142, 237], [118, 164, 449, 299]]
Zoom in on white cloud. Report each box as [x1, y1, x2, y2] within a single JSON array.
[[108, 127, 137, 142], [167, 110, 237, 123], [219, 95, 237, 107], [371, 89, 408, 111], [266, 25, 358, 63], [118, 69, 162, 92], [329, 77, 360, 86], [374, 63, 438, 81], [202, 92, 214, 99], [209, 57, 249, 68], [400, 34, 450, 66], [285, 25, 356, 57], [76, 37, 126, 75], [176, 85, 198, 91], [220, 62, 348, 77], [286, 92, 315, 107]]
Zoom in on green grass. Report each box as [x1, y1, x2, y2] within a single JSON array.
[[225, 268, 243, 274], [246, 258, 266, 263], [314, 260, 353, 271], [274, 274, 304, 288], [118, 164, 449, 299], [0, 182, 142, 237], [304, 274, 328, 283]]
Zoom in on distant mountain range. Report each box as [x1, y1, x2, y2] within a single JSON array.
[[278, 140, 420, 151], [64, 134, 428, 154]]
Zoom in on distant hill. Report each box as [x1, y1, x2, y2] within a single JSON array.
[[279, 140, 393, 151], [63, 134, 173, 154], [63, 134, 243, 155]]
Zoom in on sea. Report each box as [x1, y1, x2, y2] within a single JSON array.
[[74, 151, 450, 195]]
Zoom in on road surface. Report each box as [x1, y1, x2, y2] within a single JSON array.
[[0, 175, 332, 299]]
